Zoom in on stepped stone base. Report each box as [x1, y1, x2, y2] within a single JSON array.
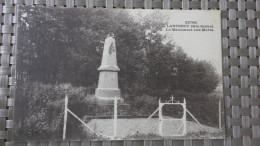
[[95, 88, 121, 104]]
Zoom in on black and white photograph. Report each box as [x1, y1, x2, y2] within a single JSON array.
[[14, 6, 224, 141]]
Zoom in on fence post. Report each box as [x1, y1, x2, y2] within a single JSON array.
[[63, 95, 68, 140], [114, 96, 118, 139], [183, 98, 187, 136], [158, 98, 163, 136], [219, 98, 221, 129]]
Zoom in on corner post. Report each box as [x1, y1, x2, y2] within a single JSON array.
[[158, 98, 163, 136], [183, 98, 187, 136], [219, 98, 221, 129], [63, 95, 68, 140], [113, 96, 118, 139]]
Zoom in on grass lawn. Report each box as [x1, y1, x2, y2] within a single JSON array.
[[83, 118, 225, 139]]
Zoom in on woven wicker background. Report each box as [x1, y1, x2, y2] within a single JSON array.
[[0, 0, 259, 146]]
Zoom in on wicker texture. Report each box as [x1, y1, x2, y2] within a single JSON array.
[[0, 0, 259, 146]]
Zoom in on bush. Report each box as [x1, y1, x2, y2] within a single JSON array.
[[128, 94, 158, 116], [126, 90, 222, 127], [16, 82, 222, 140], [17, 82, 99, 140]]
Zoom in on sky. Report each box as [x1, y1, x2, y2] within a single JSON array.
[[162, 10, 222, 76], [128, 10, 222, 76]]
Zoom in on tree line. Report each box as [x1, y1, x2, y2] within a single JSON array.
[[17, 8, 220, 99]]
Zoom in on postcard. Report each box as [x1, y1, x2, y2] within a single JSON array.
[[14, 6, 224, 141]]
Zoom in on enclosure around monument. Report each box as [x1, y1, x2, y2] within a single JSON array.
[[14, 6, 224, 141], [63, 95, 224, 140]]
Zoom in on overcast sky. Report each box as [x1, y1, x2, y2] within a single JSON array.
[[128, 10, 222, 76], [161, 10, 222, 75]]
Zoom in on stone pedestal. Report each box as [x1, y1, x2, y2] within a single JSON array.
[[95, 36, 121, 104]]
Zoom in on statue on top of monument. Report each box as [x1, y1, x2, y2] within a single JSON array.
[[107, 33, 115, 54], [98, 32, 119, 71]]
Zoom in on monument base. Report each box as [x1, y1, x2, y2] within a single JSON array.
[[95, 88, 121, 104]]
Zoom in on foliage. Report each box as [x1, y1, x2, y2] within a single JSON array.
[[17, 8, 220, 99], [15, 82, 98, 139], [129, 94, 158, 116], [162, 90, 222, 127]]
